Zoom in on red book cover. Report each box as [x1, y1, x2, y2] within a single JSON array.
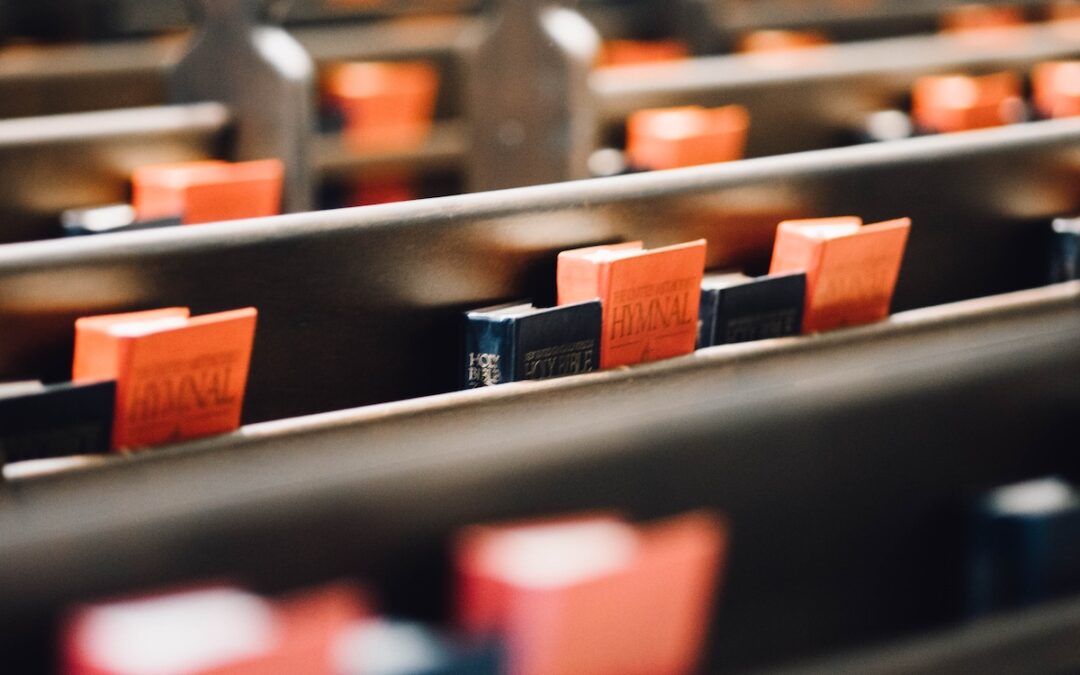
[[940, 4, 1025, 33], [1033, 61, 1080, 119], [626, 106, 749, 170], [557, 240, 706, 368], [323, 61, 439, 150], [911, 72, 1022, 133], [132, 160, 284, 225], [597, 40, 688, 67], [455, 511, 729, 675], [769, 216, 910, 333], [72, 307, 257, 450], [736, 30, 829, 53]]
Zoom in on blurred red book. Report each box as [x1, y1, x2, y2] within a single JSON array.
[[455, 511, 729, 675], [626, 106, 749, 170], [132, 159, 283, 225]]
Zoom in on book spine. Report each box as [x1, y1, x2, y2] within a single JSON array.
[[769, 227, 823, 283], [697, 288, 720, 348], [463, 317, 516, 388], [72, 323, 122, 384], [556, 254, 603, 306], [769, 229, 824, 333], [110, 337, 136, 451]]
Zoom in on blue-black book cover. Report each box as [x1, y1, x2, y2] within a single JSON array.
[[698, 271, 806, 347], [1050, 217, 1080, 283], [0, 380, 115, 464], [463, 301, 601, 388], [967, 477, 1080, 616]]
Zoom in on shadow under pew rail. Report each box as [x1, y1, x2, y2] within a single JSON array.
[[0, 282, 1078, 672], [1, 118, 1080, 422]]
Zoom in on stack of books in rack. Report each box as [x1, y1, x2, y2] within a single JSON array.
[[464, 216, 911, 387]]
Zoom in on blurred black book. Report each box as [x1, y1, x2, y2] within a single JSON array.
[[968, 477, 1080, 616], [1050, 217, 1080, 283], [0, 380, 114, 466]]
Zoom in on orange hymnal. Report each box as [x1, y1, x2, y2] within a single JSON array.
[[348, 172, 416, 206], [72, 307, 258, 450], [597, 39, 689, 67], [940, 4, 1025, 33], [911, 72, 1023, 133], [1033, 61, 1080, 119], [323, 61, 439, 149], [626, 106, 749, 170], [558, 240, 707, 368], [132, 159, 284, 225], [736, 29, 829, 53], [769, 216, 911, 333], [1051, 0, 1080, 21], [455, 511, 728, 675]]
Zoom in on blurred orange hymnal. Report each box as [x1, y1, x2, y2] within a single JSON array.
[[1050, 0, 1080, 20], [72, 307, 257, 450], [323, 61, 439, 149], [736, 29, 829, 53], [456, 511, 728, 675], [132, 159, 284, 225], [597, 39, 689, 67], [769, 216, 910, 333], [1033, 61, 1080, 119], [558, 240, 706, 368], [911, 72, 1023, 133], [940, 4, 1025, 33], [626, 105, 749, 170]]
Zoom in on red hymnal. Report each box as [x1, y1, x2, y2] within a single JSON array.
[[557, 240, 707, 368], [736, 30, 829, 53], [132, 159, 284, 225], [626, 106, 749, 170], [911, 72, 1023, 133], [456, 511, 728, 675], [323, 61, 439, 149], [72, 307, 257, 450], [769, 216, 910, 333], [597, 40, 688, 67], [1033, 61, 1080, 119]]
